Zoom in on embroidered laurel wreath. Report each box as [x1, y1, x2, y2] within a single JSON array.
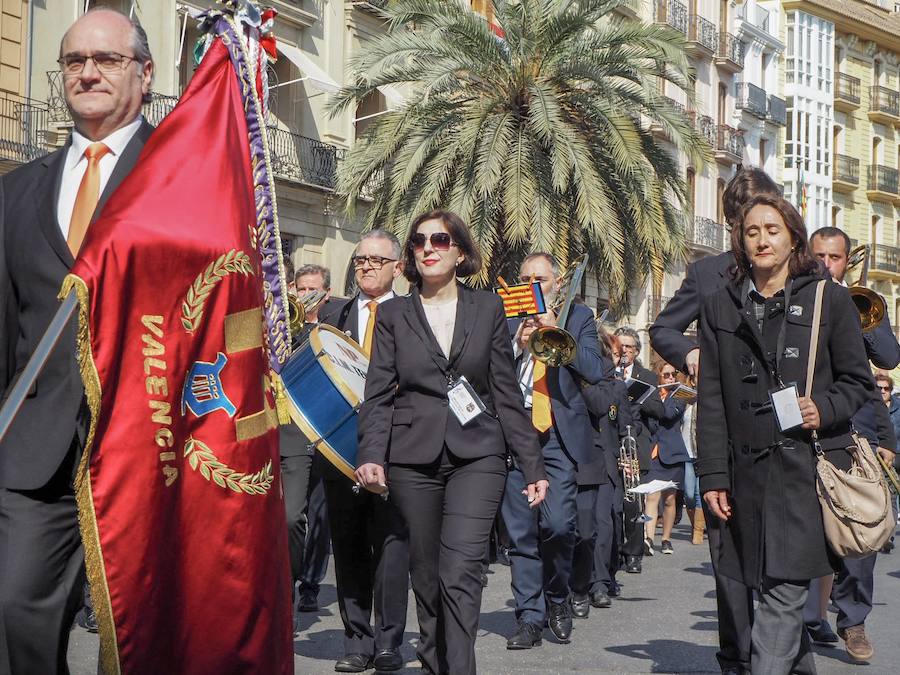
[[184, 437, 274, 495], [181, 249, 254, 333]]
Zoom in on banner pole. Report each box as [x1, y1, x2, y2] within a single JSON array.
[[0, 289, 78, 443]]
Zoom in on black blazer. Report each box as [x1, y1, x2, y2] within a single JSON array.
[[357, 284, 546, 484], [649, 251, 733, 372], [580, 379, 634, 486], [655, 397, 690, 464], [0, 121, 154, 490]]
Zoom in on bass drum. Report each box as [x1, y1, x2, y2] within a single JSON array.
[[280, 324, 368, 481]]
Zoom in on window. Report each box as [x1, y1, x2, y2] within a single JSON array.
[[718, 84, 727, 125], [686, 168, 696, 214], [872, 215, 882, 245], [760, 138, 768, 168], [717, 178, 725, 224], [832, 205, 841, 228]]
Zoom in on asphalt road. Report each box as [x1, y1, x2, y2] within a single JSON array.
[[68, 522, 899, 674]]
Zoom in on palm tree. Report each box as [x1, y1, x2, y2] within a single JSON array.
[[330, 0, 709, 303]]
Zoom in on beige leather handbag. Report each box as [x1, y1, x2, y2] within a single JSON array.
[[806, 280, 894, 558]]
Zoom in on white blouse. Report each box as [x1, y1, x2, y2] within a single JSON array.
[[422, 298, 457, 358]]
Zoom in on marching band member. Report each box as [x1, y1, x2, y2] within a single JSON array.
[[802, 227, 899, 662], [316, 233, 410, 673], [613, 326, 663, 573], [697, 194, 872, 675], [502, 253, 609, 649], [649, 167, 780, 675], [571, 330, 633, 616], [356, 211, 548, 675], [644, 362, 690, 555]]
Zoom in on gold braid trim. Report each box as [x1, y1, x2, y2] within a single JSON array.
[[59, 275, 121, 675]]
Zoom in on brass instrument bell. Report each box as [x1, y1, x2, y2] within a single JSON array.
[[846, 245, 886, 332], [527, 255, 589, 367], [287, 289, 328, 335]]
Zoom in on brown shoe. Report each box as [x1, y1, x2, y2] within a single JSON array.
[[692, 509, 705, 545], [839, 624, 874, 662]]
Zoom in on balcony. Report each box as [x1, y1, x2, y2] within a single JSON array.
[[869, 86, 900, 125], [650, 96, 687, 139], [834, 73, 861, 112], [693, 112, 717, 146], [866, 164, 899, 203], [654, 0, 688, 35], [735, 82, 767, 119], [869, 243, 900, 280], [267, 127, 346, 190], [767, 95, 786, 126], [0, 92, 52, 170], [685, 216, 726, 252], [647, 295, 672, 324], [832, 154, 859, 192], [714, 125, 743, 165], [715, 33, 745, 73], [351, 0, 387, 13], [686, 15, 717, 58], [739, 3, 771, 34], [614, 0, 643, 19]]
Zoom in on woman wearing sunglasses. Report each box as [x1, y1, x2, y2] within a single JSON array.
[[356, 210, 548, 675]]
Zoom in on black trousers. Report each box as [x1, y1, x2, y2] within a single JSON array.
[[323, 475, 409, 656], [621, 486, 646, 557], [299, 464, 331, 592], [572, 481, 620, 595], [832, 553, 877, 631], [389, 451, 506, 675], [0, 451, 85, 675], [281, 452, 313, 581], [704, 500, 754, 671]]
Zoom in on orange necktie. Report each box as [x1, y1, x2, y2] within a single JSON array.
[[67, 142, 111, 256], [363, 300, 378, 356], [531, 358, 552, 432]]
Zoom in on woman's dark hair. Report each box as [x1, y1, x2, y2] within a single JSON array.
[[722, 167, 781, 228], [402, 209, 483, 283], [730, 194, 819, 283]]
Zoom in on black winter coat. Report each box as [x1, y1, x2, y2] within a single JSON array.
[[696, 272, 872, 588]]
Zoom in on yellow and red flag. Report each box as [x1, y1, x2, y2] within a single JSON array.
[[60, 8, 292, 674], [496, 281, 547, 318]]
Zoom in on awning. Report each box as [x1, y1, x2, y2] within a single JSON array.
[[276, 40, 340, 94], [376, 83, 406, 109]]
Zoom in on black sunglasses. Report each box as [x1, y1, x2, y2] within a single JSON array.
[[409, 232, 457, 252]]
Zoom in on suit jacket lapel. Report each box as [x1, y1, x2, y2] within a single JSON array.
[[345, 297, 360, 343], [447, 284, 474, 366], [94, 119, 153, 219], [404, 288, 449, 369], [34, 147, 73, 268]]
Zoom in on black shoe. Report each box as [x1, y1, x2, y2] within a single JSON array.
[[625, 555, 642, 574], [643, 537, 654, 556], [79, 608, 99, 633], [497, 546, 512, 566], [881, 536, 895, 554], [661, 540, 674, 555], [607, 582, 621, 597], [373, 648, 403, 672], [507, 621, 542, 649], [547, 601, 573, 643], [480, 571, 489, 587], [570, 593, 590, 619], [590, 590, 611, 608], [807, 618, 839, 644], [297, 587, 318, 612], [334, 653, 372, 672]]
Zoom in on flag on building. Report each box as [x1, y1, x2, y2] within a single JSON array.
[[60, 6, 292, 673], [798, 162, 808, 221]]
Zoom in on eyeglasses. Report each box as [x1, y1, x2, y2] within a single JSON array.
[[878, 385, 892, 391], [620, 344, 637, 351], [410, 232, 457, 252], [58, 52, 137, 75], [352, 255, 396, 270], [661, 371, 677, 378]]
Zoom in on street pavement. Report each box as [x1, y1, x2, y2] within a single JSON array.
[[68, 522, 899, 674]]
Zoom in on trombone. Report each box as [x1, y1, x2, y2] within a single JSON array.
[[877, 452, 900, 496], [287, 289, 328, 336], [846, 245, 886, 332], [527, 255, 589, 367]]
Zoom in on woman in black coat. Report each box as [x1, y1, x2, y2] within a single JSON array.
[[697, 194, 872, 675], [355, 210, 548, 675]]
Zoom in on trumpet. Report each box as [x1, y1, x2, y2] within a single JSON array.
[[620, 424, 641, 502], [877, 452, 900, 496], [846, 245, 886, 332], [527, 255, 589, 367], [287, 289, 328, 335]]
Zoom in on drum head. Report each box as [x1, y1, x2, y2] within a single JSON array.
[[309, 324, 369, 405]]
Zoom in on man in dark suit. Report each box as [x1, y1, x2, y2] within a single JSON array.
[[0, 8, 154, 673], [281, 263, 334, 620], [612, 327, 664, 573], [503, 253, 610, 649], [316, 231, 409, 673], [806, 227, 899, 663]]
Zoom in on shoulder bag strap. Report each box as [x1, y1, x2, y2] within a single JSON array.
[[805, 280, 827, 447]]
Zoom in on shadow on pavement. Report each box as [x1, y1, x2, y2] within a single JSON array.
[[607, 638, 719, 673]]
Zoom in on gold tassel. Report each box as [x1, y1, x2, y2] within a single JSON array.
[[273, 374, 291, 425]]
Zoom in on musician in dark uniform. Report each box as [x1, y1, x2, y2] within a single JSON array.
[[649, 166, 780, 675], [803, 227, 899, 663], [315, 231, 409, 673], [356, 211, 548, 675], [613, 326, 663, 574], [571, 331, 634, 616]]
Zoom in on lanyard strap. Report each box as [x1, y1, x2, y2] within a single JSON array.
[[772, 279, 793, 385]]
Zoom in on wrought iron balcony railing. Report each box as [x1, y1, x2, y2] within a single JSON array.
[[716, 33, 745, 69], [735, 82, 767, 119], [867, 164, 900, 196], [654, 0, 688, 34], [870, 85, 900, 118], [833, 154, 859, 186], [647, 295, 672, 323], [0, 92, 51, 165], [767, 95, 786, 126], [688, 15, 717, 53], [685, 216, 725, 251], [835, 73, 861, 106], [267, 126, 346, 189], [871, 243, 900, 275], [715, 124, 744, 159], [739, 3, 771, 34]]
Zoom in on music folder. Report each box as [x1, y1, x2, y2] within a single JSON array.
[[624, 377, 656, 405], [657, 382, 698, 403]]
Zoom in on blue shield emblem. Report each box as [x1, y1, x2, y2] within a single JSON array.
[[181, 352, 237, 418]]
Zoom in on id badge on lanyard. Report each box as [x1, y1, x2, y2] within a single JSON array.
[[768, 279, 802, 431], [447, 374, 487, 426]]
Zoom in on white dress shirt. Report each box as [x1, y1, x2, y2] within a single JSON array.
[[57, 117, 144, 239], [357, 290, 395, 341]]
